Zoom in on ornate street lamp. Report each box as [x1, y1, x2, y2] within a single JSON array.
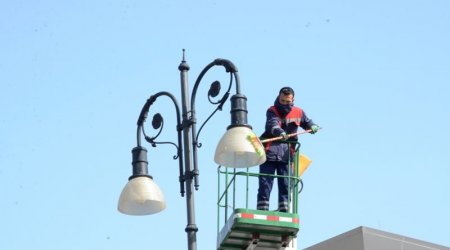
[[117, 51, 265, 250]]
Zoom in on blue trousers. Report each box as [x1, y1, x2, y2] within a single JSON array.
[[257, 161, 293, 212]]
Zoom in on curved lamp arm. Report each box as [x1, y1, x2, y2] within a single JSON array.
[[187, 58, 265, 191], [136, 91, 186, 197], [187, 59, 238, 189]]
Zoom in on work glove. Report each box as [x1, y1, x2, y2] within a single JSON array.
[[280, 132, 289, 140], [310, 125, 320, 134]]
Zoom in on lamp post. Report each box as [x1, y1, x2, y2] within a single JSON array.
[[117, 50, 266, 250]]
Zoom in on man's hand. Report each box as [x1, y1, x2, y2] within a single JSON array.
[[280, 132, 289, 140], [310, 125, 320, 134]]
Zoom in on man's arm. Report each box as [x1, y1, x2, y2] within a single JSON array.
[[300, 111, 316, 130], [301, 111, 320, 133], [265, 109, 284, 137]]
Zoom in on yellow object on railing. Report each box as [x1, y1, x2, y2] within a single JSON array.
[[297, 153, 312, 177]]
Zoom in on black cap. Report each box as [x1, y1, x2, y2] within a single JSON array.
[[279, 86, 295, 96]]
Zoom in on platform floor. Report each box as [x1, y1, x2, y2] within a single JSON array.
[[217, 209, 300, 250]]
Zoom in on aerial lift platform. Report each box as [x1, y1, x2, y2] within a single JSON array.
[[217, 208, 299, 249], [216, 142, 309, 250]]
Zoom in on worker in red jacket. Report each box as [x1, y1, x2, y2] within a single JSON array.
[[257, 86, 319, 212]]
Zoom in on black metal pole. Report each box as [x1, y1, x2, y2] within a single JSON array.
[[178, 51, 198, 250]]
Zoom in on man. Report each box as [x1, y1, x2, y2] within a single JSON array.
[[257, 86, 319, 212]]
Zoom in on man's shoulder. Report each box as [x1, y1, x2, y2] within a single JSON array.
[[266, 106, 277, 112], [292, 106, 303, 112]]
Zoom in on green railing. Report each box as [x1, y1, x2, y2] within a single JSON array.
[[216, 141, 304, 234]]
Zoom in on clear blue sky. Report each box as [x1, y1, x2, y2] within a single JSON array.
[[1, 1, 449, 249]]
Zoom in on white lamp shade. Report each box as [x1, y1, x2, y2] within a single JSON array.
[[118, 176, 166, 215], [214, 126, 266, 168]]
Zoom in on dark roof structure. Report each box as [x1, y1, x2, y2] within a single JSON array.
[[304, 226, 450, 250]]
